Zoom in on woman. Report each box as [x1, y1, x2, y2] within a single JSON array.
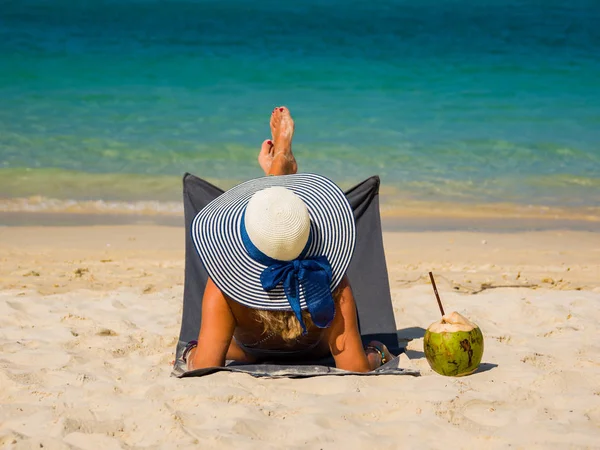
[[183, 107, 393, 372]]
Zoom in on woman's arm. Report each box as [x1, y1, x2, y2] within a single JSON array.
[[326, 277, 383, 372], [187, 277, 236, 370]]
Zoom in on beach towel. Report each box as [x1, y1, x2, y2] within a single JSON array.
[[172, 173, 418, 378]]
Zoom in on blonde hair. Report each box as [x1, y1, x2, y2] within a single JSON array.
[[254, 309, 315, 342], [253, 284, 344, 342]]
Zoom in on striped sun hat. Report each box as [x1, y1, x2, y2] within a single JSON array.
[[191, 173, 356, 332]]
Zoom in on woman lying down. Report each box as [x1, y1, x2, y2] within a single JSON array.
[[183, 107, 393, 372]]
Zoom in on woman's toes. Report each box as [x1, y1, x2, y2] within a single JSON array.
[[258, 139, 274, 174], [270, 107, 281, 139], [260, 138, 273, 154]]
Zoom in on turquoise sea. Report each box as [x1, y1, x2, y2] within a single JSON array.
[[1, 0, 599, 215]]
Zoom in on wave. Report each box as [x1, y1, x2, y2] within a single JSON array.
[[0, 197, 183, 216]]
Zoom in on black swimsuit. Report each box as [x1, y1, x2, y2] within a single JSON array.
[[234, 333, 325, 361]]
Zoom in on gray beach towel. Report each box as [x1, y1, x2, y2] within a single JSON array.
[[172, 173, 418, 378]]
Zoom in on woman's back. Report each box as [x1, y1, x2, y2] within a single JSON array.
[[228, 291, 334, 361]]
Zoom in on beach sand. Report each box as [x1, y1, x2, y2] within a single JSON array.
[[1, 224, 599, 448]]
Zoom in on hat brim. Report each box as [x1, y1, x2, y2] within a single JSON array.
[[191, 173, 356, 311]]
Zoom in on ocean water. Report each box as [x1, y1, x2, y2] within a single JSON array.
[[1, 0, 599, 212]]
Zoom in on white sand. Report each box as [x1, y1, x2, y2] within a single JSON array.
[[1, 226, 599, 448]]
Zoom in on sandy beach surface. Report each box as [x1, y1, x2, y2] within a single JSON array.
[[1, 224, 599, 449]]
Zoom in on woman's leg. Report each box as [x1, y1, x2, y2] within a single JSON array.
[[221, 107, 299, 364], [258, 106, 297, 176]]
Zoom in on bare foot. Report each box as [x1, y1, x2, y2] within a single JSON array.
[[267, 106, 297, 176], [258, 139, 274, 174]]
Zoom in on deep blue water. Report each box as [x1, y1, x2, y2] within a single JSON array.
[[1, 0, 599, 205]]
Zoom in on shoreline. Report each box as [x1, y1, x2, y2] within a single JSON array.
[[2, 210, 599, 232], [2, 168, 599, 230]]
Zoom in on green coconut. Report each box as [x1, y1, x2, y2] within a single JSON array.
[[423, 311, 484, 376]]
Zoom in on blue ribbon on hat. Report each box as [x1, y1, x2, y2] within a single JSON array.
[[240, 213, 335, 335]]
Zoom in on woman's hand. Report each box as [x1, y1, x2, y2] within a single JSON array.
[[365, 340, 394, 370]]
